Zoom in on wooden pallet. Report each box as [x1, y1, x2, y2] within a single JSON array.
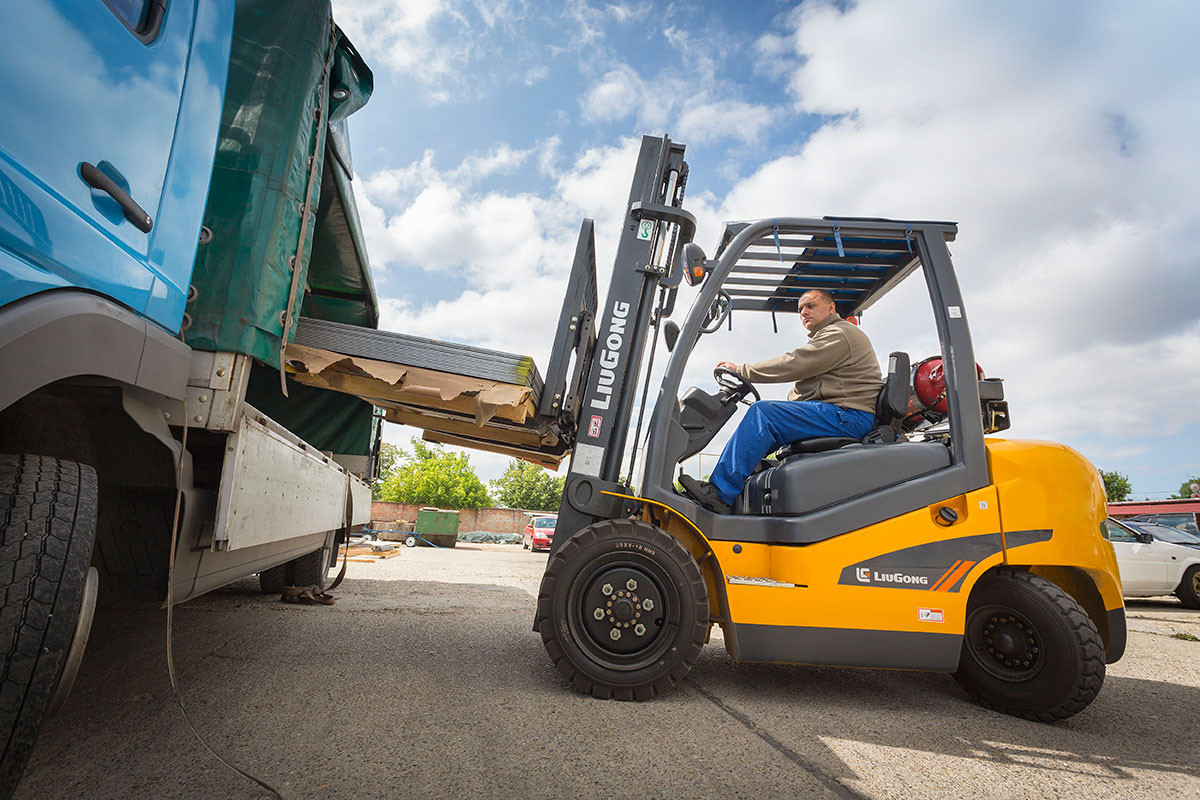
[[343, 544, 402, 562]]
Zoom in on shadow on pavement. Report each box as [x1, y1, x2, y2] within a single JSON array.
[[684, 649, 1200, 791]]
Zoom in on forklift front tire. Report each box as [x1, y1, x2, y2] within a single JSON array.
[[537, 519, 708, 701], [954, 568, 1105, 722]]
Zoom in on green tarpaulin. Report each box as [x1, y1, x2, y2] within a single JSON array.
[[185, 0, 376, 364]]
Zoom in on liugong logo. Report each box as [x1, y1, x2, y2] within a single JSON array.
[[855, 567, 930, 587]]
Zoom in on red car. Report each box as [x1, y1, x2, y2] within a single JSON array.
[[523, 516, 557, 551]]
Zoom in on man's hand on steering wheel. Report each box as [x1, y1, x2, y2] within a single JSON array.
[[713, 364, 761, 406]]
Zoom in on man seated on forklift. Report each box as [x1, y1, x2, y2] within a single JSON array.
[[679, 288, 883, 514]]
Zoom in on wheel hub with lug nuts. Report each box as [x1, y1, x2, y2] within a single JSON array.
[[970, 607, 1044, 680], [581, 566, 665, 654]]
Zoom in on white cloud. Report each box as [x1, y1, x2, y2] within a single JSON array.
[[676, 101, 776, 146], [333, 0, 464, 102], [354, 0, 1200, 495], [333, 0, 551, 102], [580, 66, 651, 124], [453, 144, 533, 181], [720, 0, 1200, 470], [361, 137, 646, 366]]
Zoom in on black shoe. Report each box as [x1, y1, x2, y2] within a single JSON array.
[[678, 474, 732, 514]]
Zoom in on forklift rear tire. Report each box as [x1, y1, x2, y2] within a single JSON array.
[[537, 519, 708, 701], [954, 568, 1105, 722], [1175, 565, 1200, 609], [0, 455, 98, 796]]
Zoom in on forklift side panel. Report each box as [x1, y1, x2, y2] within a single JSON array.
[[710, 487, 1004, 668], [733, 624, 961, 671]]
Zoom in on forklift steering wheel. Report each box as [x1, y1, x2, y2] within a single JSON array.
[[713, 367, 760, 406]]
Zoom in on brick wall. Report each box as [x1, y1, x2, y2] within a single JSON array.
[[370, 501, 552, 535]]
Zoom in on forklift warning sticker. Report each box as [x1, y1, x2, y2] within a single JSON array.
[[573, 443, 604, 478], [588, 415, 603, 438], [637, 220, 654, 240], [919, 608, 945, 623]]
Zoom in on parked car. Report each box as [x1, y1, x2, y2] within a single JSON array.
[[1102, 518, 1200, 608], [1123, 512, 1200, 536], [523, 516, 557, 552], [1122, 520, 1200, 548]]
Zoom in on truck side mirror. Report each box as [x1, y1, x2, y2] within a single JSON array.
[[663, 320, 680, 352], [1136, 533, 1154, 544]]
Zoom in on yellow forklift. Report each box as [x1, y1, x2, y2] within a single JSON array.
[[535, 135, 1125, 721]]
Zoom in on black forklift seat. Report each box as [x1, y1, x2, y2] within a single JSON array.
[[740, 352, 952, 516], [773, 351, 911, 460]]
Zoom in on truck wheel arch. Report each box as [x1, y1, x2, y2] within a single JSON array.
[[0, 290, 190, 415]]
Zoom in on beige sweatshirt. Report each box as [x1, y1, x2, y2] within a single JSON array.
[[737, 313, 883, 413]]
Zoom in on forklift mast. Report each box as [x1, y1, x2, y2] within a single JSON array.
[[548, 135, 695, 554]]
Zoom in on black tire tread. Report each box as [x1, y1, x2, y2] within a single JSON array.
[[0, 454, 98, 794], [537, 518, 708, 702], [258, 546, 329, 594], [956, 568, 1105, 722], [1175, 564, 1200, 610]]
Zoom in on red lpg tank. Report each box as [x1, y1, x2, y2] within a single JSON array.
[[912, 357, 983, 414]]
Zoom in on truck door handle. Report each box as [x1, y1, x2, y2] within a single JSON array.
[[79, 162, 153, 233]]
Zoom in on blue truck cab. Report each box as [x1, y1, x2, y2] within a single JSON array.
[[0, 2, 381, 791], [0, 0, 226, 336]]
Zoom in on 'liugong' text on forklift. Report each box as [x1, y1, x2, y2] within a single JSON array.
[[535, 135, 1125, 721]]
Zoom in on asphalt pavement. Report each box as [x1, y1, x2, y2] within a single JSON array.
[[16, 544, 1200, 799]]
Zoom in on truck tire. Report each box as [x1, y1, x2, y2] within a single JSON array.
[[954, 568, 1105, 722], [0, 455, 98, 796], [537, 519, 708, 701], [288, 546, 331, 588], [1175, 565, 1200, 609], [258, 545, 333, 593]]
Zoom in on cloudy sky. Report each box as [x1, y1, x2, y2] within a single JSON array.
[[332, 0, 1200, 500]]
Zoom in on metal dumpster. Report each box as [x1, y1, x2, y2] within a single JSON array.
[[414, 508, 459, 548]]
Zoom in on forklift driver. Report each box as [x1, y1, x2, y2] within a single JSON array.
[[678, 288, 883, 514]]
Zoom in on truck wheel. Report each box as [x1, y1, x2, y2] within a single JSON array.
[[289, 545, 332, 588], [537, 519, 708, 701], [1175, 565, 1200, 609], [258, 563, 289, 594], [258, 544, 334, 593], [0, 455, 99, 795], [954, 568, 1105, 722]]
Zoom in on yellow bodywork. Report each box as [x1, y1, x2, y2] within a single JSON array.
[[623, 438, 1123, 654]]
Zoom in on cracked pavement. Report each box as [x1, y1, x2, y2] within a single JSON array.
[[16, 544, 1200, 799]]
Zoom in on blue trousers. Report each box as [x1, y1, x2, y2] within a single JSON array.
[[709, 401, 876, 505]]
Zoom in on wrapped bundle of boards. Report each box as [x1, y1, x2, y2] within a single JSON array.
[[286, 317, 571, 468]]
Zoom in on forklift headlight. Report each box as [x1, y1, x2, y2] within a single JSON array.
[[682, 242, 708, 287], [685, 263, 707, 286]]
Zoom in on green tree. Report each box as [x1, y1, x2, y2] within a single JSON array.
[[490, 460, 565, 511], [1171, 476, 1200, 499], [372, 442, 402, 499], [1100, 470, 1131, 503], [376, 438, 492, 509]]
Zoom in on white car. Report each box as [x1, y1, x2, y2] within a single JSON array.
[[1103, 518, 1200, 608]]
